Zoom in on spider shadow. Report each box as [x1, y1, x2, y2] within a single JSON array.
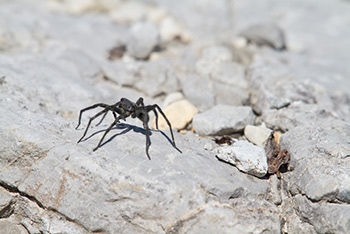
[[82, 122, 175, 150]]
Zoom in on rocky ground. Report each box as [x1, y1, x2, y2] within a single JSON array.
[[0, 0, 350, 233]]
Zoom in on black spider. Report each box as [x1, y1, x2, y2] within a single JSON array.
[[75, 97, 182, 159]]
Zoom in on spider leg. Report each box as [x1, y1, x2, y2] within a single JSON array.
[[93, 112, 124, 151], [153, 109, 159, 129], [136, 97, 144, 106], [77, 109, 109, 143], [76, 103, 110, 129], [143, 122, 151, 160], [93, 117, 120, 151], [95, 111, 108, 126], [150, 105, 182, 153]]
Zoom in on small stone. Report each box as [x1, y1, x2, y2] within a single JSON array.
[[240, 23, 286, 50], [127, 22, 160, 59], [204, 142, 213, 151], [162, 92, 184, 108], [192, 105, 255, 136], [152, 99, 198, 130], [244, 125, 272, 147], [159, 16, 183, 42], [216, 141, 268, 177], [109, 1, 148, 25]]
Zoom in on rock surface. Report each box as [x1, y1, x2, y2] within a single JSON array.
[[0, 0, 350, 233], [216, 141, 268, 177], [192, 105, 256, 135]]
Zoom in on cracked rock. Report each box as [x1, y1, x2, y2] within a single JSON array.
[[281, 119, 350, 204], [216, 140, 268, 177]]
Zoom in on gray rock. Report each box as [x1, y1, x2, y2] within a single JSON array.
[[195, 45, 233, 77], [192, 105, 256, 135], [0, 220, 27, 234], [216, 141, 268, 177], [262, 103, 334, 132], [0, 50, 271, 233], [240, 23, 286, 50], [209, 61, 247, 88], [2, 0, 350, 233], [212, 82, 250, 107], [166, 199, 280, 234], [280, 119, 350, 203], [181, 74, 216, 112], [293, 194, 350, 234], [127, 22, 160, 59], [0, 188, 14, 218], [244, 125, 272, 147], [247, 49, 349, 120]]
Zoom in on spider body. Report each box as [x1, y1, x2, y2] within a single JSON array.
[[75, 97, 181, 159]]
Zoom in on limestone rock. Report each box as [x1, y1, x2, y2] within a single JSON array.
[[127, 22, 160, 59], [152, 99, 198, 130], [0, 220, 27, 234], [244, 125, 272, 147], [162, 92, 184, 108], [216, 140, 268, 177], [192, 105, 256, 135], [280, 119, 350, 203], [240, 23, 286, 50]]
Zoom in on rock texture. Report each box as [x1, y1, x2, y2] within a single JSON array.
[[0, 0, 350, 233], [192, 105, 256, 136], [216, 141, 268, 177]]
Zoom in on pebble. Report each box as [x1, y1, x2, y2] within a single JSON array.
[[126, 22, 160, 59], [109, 1, 147, 25], [240, 23, 286, 50], [151, 99, 198, 130], [162, 92, 184, 107], [216, 140, 268, 177], [244, 125, 272, 147], [192, 105, 255, 136]]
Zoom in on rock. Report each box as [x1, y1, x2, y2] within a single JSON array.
[[280, 119, 350, 203], [244, 125, 272, 147], [126, 22, 160, 59], [166, 199, 280, 233], [240, 23, 286, 50], [216, 140, 268, 177], [2, 0, 350, 233], [269, 175, 282, 205], [181, 74, 216, 112], [0, 48, 271, 233], [209, 61, 247, 87], [212, 82, 250, 107], [0, 188, 14, 218], [109, 1, 148, 25], [262, 103, 334, 132], [151, 99, 198, 130], [195, 45, 233, 77], [133, 59, 181, 97], [0, 220, 27, 234], [293, 194, 350, 233], [162, 92, 184, 108], [159, 16, 184, 42], [192, 105, 256, 136]]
